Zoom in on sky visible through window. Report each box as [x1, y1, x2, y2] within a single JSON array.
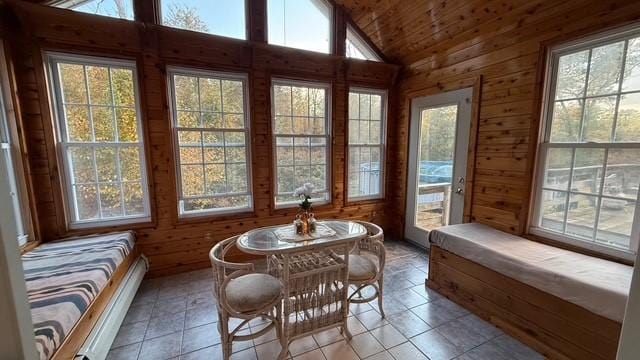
[[268, 0, 331, 54], [64, 0, 134, 20], [161, 0, 246, 39]]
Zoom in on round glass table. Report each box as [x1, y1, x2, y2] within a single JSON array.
[[237, 220, 367, 255]]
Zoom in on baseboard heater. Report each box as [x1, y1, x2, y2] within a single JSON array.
[[75, 255, 149, 360]]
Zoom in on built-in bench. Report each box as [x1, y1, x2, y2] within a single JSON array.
[[22, 231, 147, 360], [428, 223, 632, 360]]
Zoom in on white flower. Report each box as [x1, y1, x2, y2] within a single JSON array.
[[294, 183, 315, 198]]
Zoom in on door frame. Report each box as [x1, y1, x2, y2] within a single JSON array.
[[404, 87, 476, 247]]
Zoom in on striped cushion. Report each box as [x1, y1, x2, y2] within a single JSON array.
[[22, 232, 136, 360]]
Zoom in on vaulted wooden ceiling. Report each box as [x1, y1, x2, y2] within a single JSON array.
[[336, 0, 484, 65], [336, 0, 633, 68]]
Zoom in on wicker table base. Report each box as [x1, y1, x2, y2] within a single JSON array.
[[268, 243, 353, 342]]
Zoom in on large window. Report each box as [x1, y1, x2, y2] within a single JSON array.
[[272, 79, 330, 207], [50, 0, 134, 20], [1, 45, 31, 246], [348, 88, 386, 201], [160, 0, 246, 40], [268, 0, 332, 54], [169, 68, 252, 217], [533, 28, 640, 258], [48, 54, 150, 228], [346, 26, 381, 62]]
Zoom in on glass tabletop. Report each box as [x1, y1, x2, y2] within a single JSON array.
[[236, 220, 367, 255]]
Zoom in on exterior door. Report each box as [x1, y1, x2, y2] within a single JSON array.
[[405, 88, 473, 247]]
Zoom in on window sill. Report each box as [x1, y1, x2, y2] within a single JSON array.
[[271, 201, 333, 216], [345, 195, 385, 206], [175, 209, 257, 226], [68, 216, 152, 231], [527, 227, 635, 265]]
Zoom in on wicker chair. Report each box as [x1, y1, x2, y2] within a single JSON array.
[[348, 221, 386, 317], [209, 236, 287, 359]]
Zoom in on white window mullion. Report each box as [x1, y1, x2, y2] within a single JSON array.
[[591, 148, 610, 241]]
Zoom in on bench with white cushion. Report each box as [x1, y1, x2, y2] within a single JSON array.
[[428, 223, 632, 360]]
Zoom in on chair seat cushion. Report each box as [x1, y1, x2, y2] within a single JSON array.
[[225, 273, 282, 313], [348, 254, 378, 281]]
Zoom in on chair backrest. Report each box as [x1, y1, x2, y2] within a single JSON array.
[[352, 220, 383, 254], [355, 220, 384, 241], [209, 236, 240, 301]]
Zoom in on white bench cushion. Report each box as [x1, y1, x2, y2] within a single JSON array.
[[429, 223, 632, 322]]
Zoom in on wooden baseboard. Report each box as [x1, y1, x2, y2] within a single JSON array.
[[51, 247, 141, 360], [428, 246, 621, 360]]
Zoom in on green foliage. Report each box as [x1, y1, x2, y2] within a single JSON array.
[[164, 4, 209, 33], [419, 105, 457, 162]]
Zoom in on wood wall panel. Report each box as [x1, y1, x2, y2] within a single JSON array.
[[5, 0, 400, 277], [338, 0, 640, 244]]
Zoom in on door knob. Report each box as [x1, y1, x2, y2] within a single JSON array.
[[455, 188, 463, 195]]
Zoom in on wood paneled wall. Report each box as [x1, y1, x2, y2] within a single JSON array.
[[2, 0, 400, 276], [339, 0, 640, 244]]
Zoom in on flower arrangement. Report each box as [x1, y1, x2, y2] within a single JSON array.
[[293, 183, 317, 234], [293, 183, 315, 210]]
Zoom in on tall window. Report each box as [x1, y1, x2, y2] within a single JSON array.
[[51, 0, 134, 20], [272, 79, 330, 207], [1, 45, 31, 245], [160, 0, 246, 40], [169, 68, 252, 216], [48, 54, 150, 228], [346, 26, 381, 62], [533, 28, 640, 258], [268, 0, 332, 54], [348, 89, 386, 201]]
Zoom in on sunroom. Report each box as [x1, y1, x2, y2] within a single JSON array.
[[1, 0, 640, 359]]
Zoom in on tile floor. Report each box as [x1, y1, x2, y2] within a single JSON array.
[[107, 240, 544, 360]]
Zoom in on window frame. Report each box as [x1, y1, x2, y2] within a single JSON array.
[[531, 26, 640, 261], [47, 52, 152, 229], [0, 43, 32, 246], [270, 77, 332, 209], [266, 0, 334, 54], [346, 25, 382, 62], [167, 66, 254, 218], [49, 0, 135, 20], [158, 0, 248, 40], [346, 87, 387, 202]]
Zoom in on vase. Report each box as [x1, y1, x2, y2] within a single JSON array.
[[296, 208, 312, 235]]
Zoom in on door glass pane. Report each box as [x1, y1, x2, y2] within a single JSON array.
[[415, 105, 457, 231]]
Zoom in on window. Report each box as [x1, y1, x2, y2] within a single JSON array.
[[50, 0, 134, 20], [169, 68, 252, 217], [160, 0, 246, 40], [533, 28, 640, 258], [346, 26, 381, 62], [348, 88, 386, 200], [272, 79, 330, 207], [48, 54, 150, 228], [0, 45, 31, 246], [268, 0, 332, 54]]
